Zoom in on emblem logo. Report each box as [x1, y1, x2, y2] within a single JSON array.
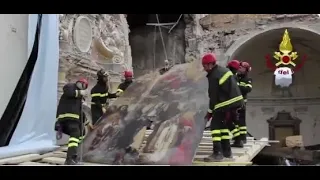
[[265, 29, 307, 72]]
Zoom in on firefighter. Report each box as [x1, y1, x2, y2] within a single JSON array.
[[237, 61, 253, 144], [55, 77, 89, 165], [202, 53, 244, 162], [91, 69, 109, 125], [227, 60, 240, 75], [226, 60, 243, 147], [109, 70, 133, 98]]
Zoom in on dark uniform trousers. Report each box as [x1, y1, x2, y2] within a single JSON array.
[[210, 110, 232, 156], [90, 82, 109, 126], [57, 119, 80, 160], [56, 83, 87, 163], [57, 117, 87, 160], [224, 107, 247, 142], [206, 66, 244, 158], [227, 84, 250, 141], [225, 108, 241, 140], [237, 104, 247, 141], [91, 105, 103, 125], [237, 77, 252, 141]]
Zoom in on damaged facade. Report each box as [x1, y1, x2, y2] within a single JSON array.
[[58, 14, 320, 146], [58, 14, 132, 100]]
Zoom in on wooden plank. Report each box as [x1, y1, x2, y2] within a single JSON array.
[[196, 150, 244, 156], [41, 157, 65, 165], [197, 143, 253, 148], [146, 23, 176, 26], [18, 161, 55, 166], [198, 143, 254, 150], [234, 138, 268, 162], [194, 155, 240, 161], [52, 151, 67, 158], [53, 151, 67, 155], [144, 136, 259, 143], [0, 151, 68, 165], [58, 146, 68, 152], [0, 154, 40, 165], [193, 160, 252, 166]]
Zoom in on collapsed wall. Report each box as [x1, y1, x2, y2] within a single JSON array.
[[183, 14, 207, 62], [127, 14, 186, 77]]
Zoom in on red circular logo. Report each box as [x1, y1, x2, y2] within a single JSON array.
[[282, 56, 290, 63]]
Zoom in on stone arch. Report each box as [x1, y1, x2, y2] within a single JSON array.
[[224, 24, 320, 98]]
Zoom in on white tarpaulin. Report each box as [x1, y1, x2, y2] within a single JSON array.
[[274, 67, 293, 88], [0, 14, 59, 159]]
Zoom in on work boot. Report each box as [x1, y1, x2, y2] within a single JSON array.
[[204, 153, 224, 162], [64, 157, 79, 165], [125, 146, 139, 156], [221, 140, 233, 159], [231, 136, 244, 148], [65, 147, 79, 165], [241, 134, 247, 144], [204, 142, 224, 162], [76, 146, 83, 162]]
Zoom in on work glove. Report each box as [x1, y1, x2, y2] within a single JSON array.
[[204, 112, 212, 121], [236, 104, 245, 113], [79, 90, 87, 96], [88, 124, 94, 131], [115, 91, 122, 97], [55, 122, 63, 140], [108, 93, 117, 99]]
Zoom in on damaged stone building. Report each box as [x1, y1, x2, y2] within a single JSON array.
[[58, 14, 320, 147]]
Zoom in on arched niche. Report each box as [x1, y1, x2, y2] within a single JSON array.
[[225, 25, 320, 98]]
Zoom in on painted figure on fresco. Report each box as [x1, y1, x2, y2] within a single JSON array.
[[265, 29, 307, 97]]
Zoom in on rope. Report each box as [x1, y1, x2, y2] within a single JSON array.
[[168, 14, 183, 34], [153, 25, 157, 70], [156, 14, 168, 63]]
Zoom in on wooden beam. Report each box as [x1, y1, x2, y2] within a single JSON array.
[[146, 23, 175, 26], [193, 160, 252, 166]]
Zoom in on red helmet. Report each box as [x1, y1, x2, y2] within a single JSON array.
[[240, 61, 251, 72], [124, 71, 133, 78], [227, 60, 240, 70], [76, 77, 88, 90], [77, 77, 88, 86], [202, 53, 217, 65]]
